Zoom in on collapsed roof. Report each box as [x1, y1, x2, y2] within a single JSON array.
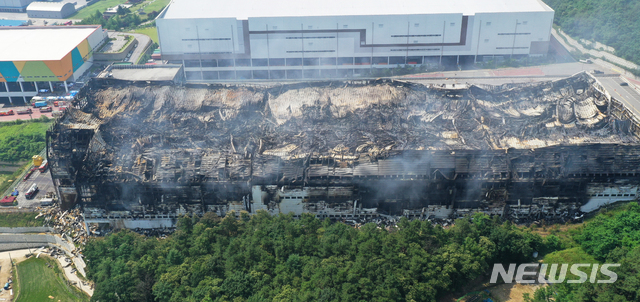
[[47, 73, 640, 214]]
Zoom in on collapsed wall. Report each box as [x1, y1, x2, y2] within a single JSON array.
[[47, 73, 640, 225]]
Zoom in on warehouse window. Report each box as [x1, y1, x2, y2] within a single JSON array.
[[414, 23, 419, 27], [522, 21, 528, 25], [450, 22, 455, 26], [486, 22, 491, 26], [343, 24, 348, 28], [379, 24, 383, 28], [273, 25, 277, 29], [308, 25, 312, 29], [484, 39, 489, 42]]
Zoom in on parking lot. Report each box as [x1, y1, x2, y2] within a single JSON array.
[[0, 106, 54, 122], [13, 166, 56, 208]]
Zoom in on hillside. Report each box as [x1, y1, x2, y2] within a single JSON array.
[[84, 213, 549, 302], [543, 0, 640, 66]]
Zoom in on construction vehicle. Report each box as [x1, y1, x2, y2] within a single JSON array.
[[39, 106, 53, 113], [33, 155, 43, 166]]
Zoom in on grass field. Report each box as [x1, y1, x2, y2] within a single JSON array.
[[69, 0, 167, 20], [132, 26, 159, 43], [67, 0, 128, 19], [142, 0, 170, 14], [14, 257, 89, 302], [0, 212, 45, 227]]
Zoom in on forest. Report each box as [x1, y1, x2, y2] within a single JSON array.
[[543, 0, 640, 66], [525, 202, 640, 302], [84, 212, 554, 302]]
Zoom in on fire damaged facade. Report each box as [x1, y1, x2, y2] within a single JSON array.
[[47, 73, 640, 228]]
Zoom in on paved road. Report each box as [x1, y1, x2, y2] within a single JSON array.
[[597, 76, 640, 118], [402, 62, 590, 86], [128, 32, 152, 63], [552, 28, 639, 71], [14, 167, 55, 208], [0, 106, 55, 122]]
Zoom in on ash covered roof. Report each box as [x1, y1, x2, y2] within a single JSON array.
[[70, 73, 635, 163]]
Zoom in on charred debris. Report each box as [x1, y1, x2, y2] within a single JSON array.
[[47, 73, 640, 227]]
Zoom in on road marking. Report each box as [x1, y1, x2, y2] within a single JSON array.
[[612, 67, 623, 74]]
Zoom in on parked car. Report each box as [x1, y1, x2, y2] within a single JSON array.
[[0, 110, 14, 116]]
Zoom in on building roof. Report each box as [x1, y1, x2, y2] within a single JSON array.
[[26, 1, 74, 12], [162, 0, 553, 20], [0, 20, 28, 27], [0, 26, 100, 61]]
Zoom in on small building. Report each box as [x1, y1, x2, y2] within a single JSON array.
[[27, 1, 76, 19]]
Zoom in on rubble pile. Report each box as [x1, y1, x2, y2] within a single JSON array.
[[37, 208, 88, 246]]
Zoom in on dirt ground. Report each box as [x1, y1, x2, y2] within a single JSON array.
[[0, 248, 36, 300], [489, 283, 545, 302]]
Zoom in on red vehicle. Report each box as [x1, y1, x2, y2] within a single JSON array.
[[0, 196, 16, 206], [38, 160, 48, 172], [0, 110, 14, 116], [59, 106, 68, 111], [23, 168, 36, 181], [25, 184, 38, 199], [39, 106, 53, 113], [54, 101, 65, 107], [16, 108, 32, 115]]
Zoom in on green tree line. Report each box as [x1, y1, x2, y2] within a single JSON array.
[[543, 0, 640, 66], [526, 202, 640, 302], [76, 9, 159, 31], [84, 212, 556, 302]]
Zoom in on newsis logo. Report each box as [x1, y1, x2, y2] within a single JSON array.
[[490, 263, 621, 284]]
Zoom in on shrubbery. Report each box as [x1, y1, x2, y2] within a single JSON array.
[[85, 212, 549, 302], [543, 0, 640, 66], [0, 120, 50, 162]]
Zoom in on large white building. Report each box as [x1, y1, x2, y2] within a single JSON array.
[[157, 0, 554, 81]]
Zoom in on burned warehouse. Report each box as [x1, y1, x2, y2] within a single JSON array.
[[47, 73, 640, 227]]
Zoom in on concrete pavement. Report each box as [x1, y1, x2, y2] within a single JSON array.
[[552, 28, 639, 71], [127, 32, 152, 63], [596, 76, 640, 118]]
